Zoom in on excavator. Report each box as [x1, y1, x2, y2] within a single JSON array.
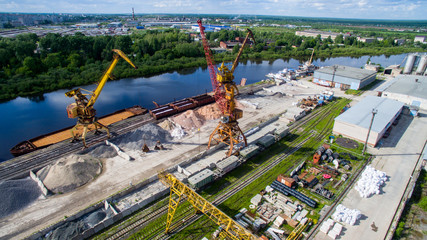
[[65, 49, 137, 147], [198, 20, 255, 156]]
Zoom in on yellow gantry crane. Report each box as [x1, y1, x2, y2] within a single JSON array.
[[158, 171, 256, 240], [65, 49, 137, 147]]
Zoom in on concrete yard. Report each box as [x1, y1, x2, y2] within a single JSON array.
[[314, 109, 427, 240], [0, 79, 330, 239]]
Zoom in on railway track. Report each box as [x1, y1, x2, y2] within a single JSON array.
[[97, 100, 347, 240], [0, 114, 155, 181]]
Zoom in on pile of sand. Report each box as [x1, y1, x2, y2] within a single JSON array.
[[111, 123, 172, 150], [37, 154, 102, 194], [171, 103, 223, 131], [0, 177, 41, 218], [158, 119, 175, 131], [171, 110, 204, 130]]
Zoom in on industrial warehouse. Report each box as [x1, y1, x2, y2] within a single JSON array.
[[379, 75, 427, 111], [312, 65, 377, 90], [332, 96, 404, 147]]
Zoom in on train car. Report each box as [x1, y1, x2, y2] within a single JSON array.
[[257, 134, 276, 148], [239, 144, 260, 160], [216, 155, 239, 174], [188, 168, 214, 189]]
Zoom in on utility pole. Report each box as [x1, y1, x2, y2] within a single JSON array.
[[331, 65, 338, 88], [363, 108, 378, 155]]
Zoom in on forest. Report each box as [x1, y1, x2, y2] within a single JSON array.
[[0, 27, 425, 101]]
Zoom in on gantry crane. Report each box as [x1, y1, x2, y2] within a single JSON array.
[[65, 49, 137, 147], [198, 20, 255, 156], [158, 171, 256, 240]]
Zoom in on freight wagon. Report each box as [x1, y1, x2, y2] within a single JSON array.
[[188, 169, 214, 190]]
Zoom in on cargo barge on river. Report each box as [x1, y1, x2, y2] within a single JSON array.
[[10, 93, 215, 157]]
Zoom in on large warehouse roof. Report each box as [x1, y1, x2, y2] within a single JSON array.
[[316, 65, 376, 81], [380, 75, 427, 100], [335, 96, 404, 133]]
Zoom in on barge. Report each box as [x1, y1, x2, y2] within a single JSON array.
[[10, 93, 215, 157]]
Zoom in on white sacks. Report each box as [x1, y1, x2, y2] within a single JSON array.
[[354, 165, 387, 198], [332, 204, 361, 226]]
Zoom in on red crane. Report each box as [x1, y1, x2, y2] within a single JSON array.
[[197, 20, 227, 114], [198, 20, 254, 156]]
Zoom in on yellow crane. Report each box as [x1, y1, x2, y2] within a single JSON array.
[[65, 49, 137, 147], [206, 28, 255, 156], [158, 171, 257, 240]]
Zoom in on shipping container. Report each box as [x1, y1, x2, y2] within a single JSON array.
[[188, 169, 214, 189], [216, 155, 239, 174], [257, 134, 276, 148], [277, 174, 296, 187], [240, 144, 260, 159]]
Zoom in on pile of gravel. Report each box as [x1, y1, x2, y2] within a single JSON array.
[[83, 208, 114, 228], [37, 154, 102, 194], [0, 177, 41, 218], [44, 221, 85, 240], [111, 123, 172, 150], [81, 143, 117, 159]]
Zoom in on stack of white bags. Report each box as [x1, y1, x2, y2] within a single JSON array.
[[355, 165, 387, 198], [332, 204, 361, 226]]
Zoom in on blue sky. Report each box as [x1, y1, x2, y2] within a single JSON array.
[[1, 0, 426, 20]]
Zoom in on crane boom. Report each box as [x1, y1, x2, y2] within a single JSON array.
[[230, 29, 255, 73], [87, 49, 137, 107]]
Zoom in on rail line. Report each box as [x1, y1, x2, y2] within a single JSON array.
[[97, 100, 346, 240]]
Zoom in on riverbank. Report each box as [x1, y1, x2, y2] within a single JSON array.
[[1, 46, 424, 102]]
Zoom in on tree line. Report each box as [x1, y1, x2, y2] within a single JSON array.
[[0, 28, 424, 101]]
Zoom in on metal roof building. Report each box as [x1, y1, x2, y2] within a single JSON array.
[[379, 75, 427, 110], [313, 65, 377, 90], [333, 96, 404, 146]]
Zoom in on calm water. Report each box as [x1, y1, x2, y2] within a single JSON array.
[[0, 54, 408, 161]]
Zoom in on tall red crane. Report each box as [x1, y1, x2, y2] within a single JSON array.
[[197, 20, 255, 156]]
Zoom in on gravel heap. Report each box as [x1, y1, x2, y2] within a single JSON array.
[[44, 221, 85, 240], [37, 154, 102, 194], [0, 177, 41, 218], [81, 143, 117, 158], [111, 123, 172, 150], [158, 119, 175, 131]]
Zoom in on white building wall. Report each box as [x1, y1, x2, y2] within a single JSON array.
[[333, 120, 380, 147], [382, 92, 427, 110]]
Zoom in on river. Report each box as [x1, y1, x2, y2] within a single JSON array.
[[0, 53, 408, 161]]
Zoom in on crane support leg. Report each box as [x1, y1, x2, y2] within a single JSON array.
[[208, 121, 247, 156], [165, 181, 186, 233]]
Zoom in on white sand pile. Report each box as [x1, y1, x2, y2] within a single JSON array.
[[37, 154, 102, 194], [355, 165, 387, 198], [111, 123, 172, 150], [0, 177, 42, 218], [332, 204, 362, 226]]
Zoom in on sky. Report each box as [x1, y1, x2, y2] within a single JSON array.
[[1, 0, 426, 20]]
